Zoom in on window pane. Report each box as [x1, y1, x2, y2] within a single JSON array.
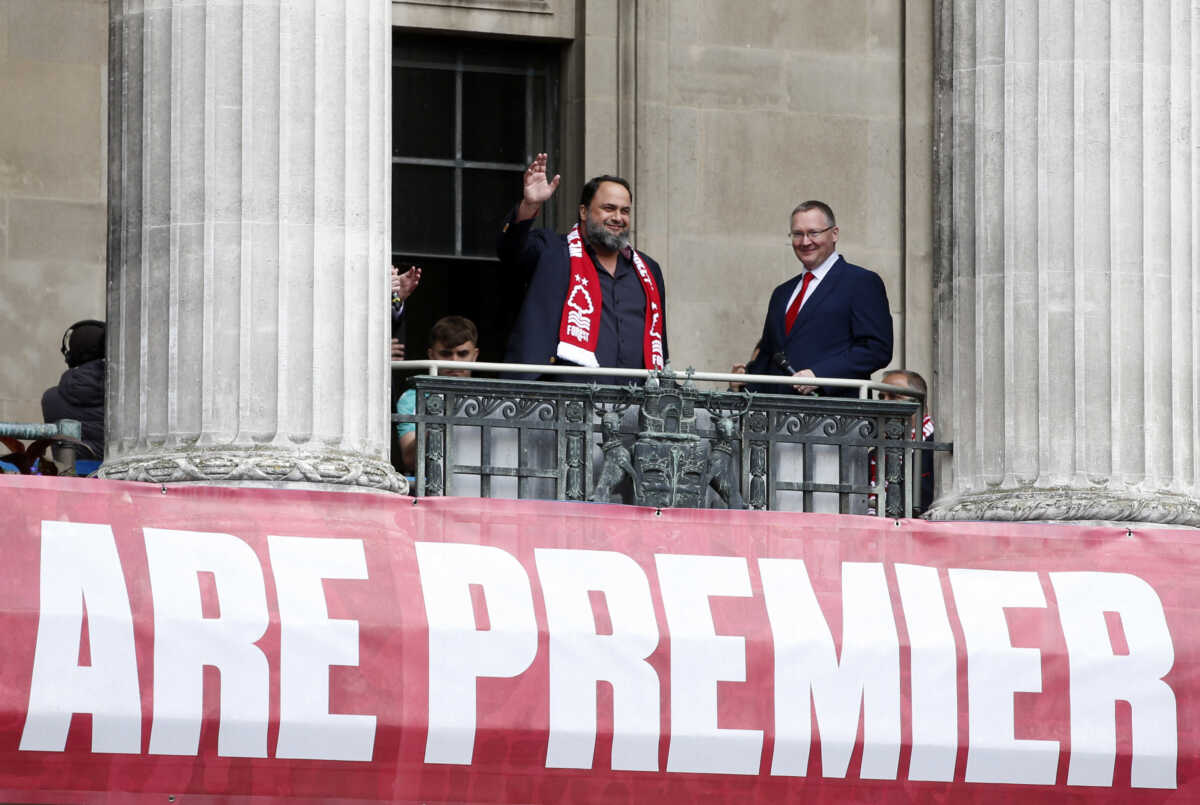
[[392, 164, 454, 254], [462, 72, 526, 164], [470, 259, 529, 363], [462, 169, 522, 257], [394, 67, 454, 159], [530, 73, 547, 155], [389, 255, 523, 366]]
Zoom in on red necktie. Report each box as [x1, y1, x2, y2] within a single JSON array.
[[784, 271, 815, 334]]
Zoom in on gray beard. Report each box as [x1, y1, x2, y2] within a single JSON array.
[[585, 218, 629, 252]]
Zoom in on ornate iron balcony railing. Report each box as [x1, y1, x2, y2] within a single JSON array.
[[393, 365, 952, 517]]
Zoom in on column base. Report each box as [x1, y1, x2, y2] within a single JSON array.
[[98, 447, 407, 494], [925, 487, 1200, 527]]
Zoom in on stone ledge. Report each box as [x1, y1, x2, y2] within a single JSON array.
[[396, 0, 551, 14], [99, 448, 407, 495], [925, 487, 1200, 528]]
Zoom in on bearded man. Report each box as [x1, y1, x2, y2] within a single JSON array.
[[498, 153, 668, 381]]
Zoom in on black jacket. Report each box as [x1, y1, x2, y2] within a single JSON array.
[[498, 211, 668, 380], [42, 359, 105, 459], [746, 257, 892, 397]]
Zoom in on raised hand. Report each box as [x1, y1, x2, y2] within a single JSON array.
[[391, 265, 422, 304], [518, 153, 560, 220]]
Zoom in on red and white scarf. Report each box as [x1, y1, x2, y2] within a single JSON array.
[[556, 223, 664, 370]]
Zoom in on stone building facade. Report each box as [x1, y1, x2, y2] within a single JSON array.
[[1, 0, 1197, 523], [0, 1, 108, 424]]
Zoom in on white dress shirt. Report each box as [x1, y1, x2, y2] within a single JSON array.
[[784, 250, 840, 313]]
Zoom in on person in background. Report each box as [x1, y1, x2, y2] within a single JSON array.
[[728, 341, 761, 392], [394, 316, 479, 474], [391, 264, 422, 360], [42, 319, 106, 460], [877, 368, 935, 514]]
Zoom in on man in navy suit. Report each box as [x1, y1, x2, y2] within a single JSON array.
[[744, 200, 892, 396], [498, 153, 668, 382]]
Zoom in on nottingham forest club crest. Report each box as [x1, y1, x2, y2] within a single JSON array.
[[565, 274, 594, 342]]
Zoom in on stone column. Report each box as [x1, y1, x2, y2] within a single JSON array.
[[929, 0, 1200, 524], [101, 0, 403, 493]]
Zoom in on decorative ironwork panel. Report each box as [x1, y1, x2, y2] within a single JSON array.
[[396, 372, 950, 515]]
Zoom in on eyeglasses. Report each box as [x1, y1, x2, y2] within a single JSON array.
[[789, 225, 835, 241]]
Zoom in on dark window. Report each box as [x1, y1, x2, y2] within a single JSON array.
[[391, 33, 560, 367]]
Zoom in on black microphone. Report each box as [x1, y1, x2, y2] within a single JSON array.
[[772, 351, 796, 375], [773, 351, 816, 395]]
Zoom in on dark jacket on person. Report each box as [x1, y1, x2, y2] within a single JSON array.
[[746, 256, 892, 397], [498, 211, 668, 381], [42, 359, 105, 459]]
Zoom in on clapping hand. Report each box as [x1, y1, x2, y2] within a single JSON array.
[[391, 265, 422, 304]]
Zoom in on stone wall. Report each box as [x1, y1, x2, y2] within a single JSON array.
[[0, 0, 107, 425], [396, 0, 935, 383], [0, 0, 932, 434], [644, 0, 932, 379]]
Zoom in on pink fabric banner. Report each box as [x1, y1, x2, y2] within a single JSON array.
[[0, 474, 1195, 803]]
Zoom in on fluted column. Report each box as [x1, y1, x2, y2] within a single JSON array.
[[930, 0, 1200, 524], [101, 0, 403, 493]]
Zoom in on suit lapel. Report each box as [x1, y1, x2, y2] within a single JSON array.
[[786, 257, 845, 340]]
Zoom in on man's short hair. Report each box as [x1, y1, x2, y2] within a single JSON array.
[[883, 369, 927, 396], [791, 200, 837, 228], [428, 316, 478, 348], [579, 175, 633, 208]]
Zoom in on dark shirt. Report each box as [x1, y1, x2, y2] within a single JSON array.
[[498, 210, 668, 381], [391, 300, 406, 345], [587, 243, 651, 370]]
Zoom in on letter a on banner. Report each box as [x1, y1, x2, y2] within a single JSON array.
[[21, 521, 142, 753]]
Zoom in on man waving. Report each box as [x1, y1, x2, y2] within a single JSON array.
[[498, 153, 668, 381]]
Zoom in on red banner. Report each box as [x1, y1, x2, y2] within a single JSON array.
[[0, 474, 1196, 803]]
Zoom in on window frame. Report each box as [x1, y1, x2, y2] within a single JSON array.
[[391, 34, 560, 262]]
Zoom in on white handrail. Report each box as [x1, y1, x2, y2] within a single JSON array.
[[389, 360, 925, 402]]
